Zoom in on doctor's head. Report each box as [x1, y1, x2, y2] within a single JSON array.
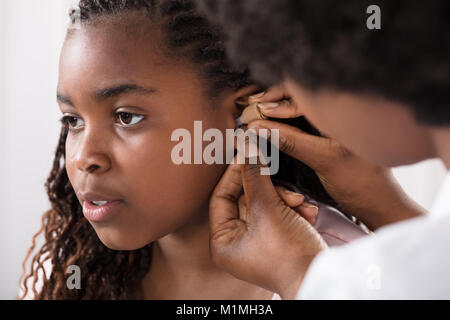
[[197, 0, 450, 167]]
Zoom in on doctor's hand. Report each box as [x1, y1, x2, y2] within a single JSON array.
[[209, 158, 327, 300], [244, 85, 426, 230]]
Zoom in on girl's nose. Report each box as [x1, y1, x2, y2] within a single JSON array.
[[76, 152, 111, 174], [73, 131, 111, 174]]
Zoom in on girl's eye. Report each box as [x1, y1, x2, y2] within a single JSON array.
[[116, 112, 145, 126], [60, 116, 84, 130], [59, 112, 145, 131]]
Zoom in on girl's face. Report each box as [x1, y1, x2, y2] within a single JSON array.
[[57, 18, 241, 250]]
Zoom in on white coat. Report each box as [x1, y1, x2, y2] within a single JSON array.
[[296, 171, 450, 299]]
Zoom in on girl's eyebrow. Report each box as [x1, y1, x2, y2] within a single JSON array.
[[57, 93, 73, 106], [94, 83, 158, 101], [56, 83, 158, 106]]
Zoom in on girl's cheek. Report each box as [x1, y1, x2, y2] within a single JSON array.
[[64, 146, 76, 178], [65, 161, 76, 186]]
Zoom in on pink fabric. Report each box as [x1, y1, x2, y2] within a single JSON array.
[[313, 203, 368, 246], [273, 180, 368, 246]]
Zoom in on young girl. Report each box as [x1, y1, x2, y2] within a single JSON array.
[[18, 0, 364, 300]]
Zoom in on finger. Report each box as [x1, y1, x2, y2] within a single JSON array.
[[258, 99, 303, 119], [248, 84, 288, 104], [275, 187, 317, 225], [248, 119, 344, 173], [209, 158, 244, 232], [238, 194, 248, 222], [295, 203, 319, 225], [275, 186, 305, 207], [241, 156, 280, 219]]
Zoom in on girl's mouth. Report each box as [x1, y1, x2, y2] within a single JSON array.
[[82, 200, 123, 222], [91, 200, 112, 206]]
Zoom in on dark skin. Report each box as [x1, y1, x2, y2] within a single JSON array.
[[57, 13, 316, 299], [247, 82, 431, 230], [209, 79, 444, 299]]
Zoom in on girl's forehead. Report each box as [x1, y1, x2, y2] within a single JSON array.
[[68, 15, 165, 54], [60, 25, 171, 78], [58, 25, 206, 104]]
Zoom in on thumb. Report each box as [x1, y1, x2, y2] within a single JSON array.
[[241, 163, 280, 222], [209, 159, 243, 235]]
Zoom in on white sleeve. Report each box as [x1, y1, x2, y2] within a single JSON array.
[[295, 214, 450, 299]]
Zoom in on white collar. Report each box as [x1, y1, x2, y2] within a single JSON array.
[[429, 170, 450, 219]]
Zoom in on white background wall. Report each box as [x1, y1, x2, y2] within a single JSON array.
[[0, 0, 77, 299], [0, 0, 447, 300]]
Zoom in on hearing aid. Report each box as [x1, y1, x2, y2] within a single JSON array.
[[235, 102, 268, 128]]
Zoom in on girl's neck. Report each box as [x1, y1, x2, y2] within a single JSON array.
[[139, 211, 274, 299], [429, 127, 450, 170]]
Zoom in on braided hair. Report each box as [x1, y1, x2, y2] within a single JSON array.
[[18, 0, 341, 300]]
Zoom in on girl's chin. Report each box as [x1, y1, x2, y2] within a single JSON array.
[[95, 232, 155, 251]]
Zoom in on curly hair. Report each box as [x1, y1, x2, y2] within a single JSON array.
[[18, 0, 345, 300], [196, 0, 450, 126]]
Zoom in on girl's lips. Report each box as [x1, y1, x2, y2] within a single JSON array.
[[82, 200, 123, 222]]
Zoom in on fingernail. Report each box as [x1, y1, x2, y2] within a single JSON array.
[[259, 102, 280, 109], [249, 127, 271, 139], [303, 203, 319, 210], [285, 189, 303, 195], [301, 203, 319, 216], [285, 189, 305, 199], [249, 91, 265, 101]]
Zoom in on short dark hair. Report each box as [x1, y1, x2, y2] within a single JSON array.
[[196, 0, 450, 126]]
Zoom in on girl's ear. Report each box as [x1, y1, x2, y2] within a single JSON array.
[[233, 85, 263, 109], [217, 85, 264, 129]]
